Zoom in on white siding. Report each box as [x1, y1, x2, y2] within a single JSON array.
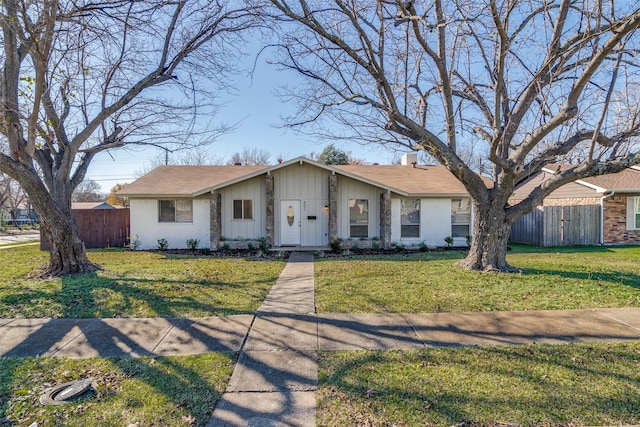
[[336, 176, 381, 240], [272, 163, 330, 246], [391, 197, 471, 247], [220, 176, 266, 240], [129, 197, 210, 250], [422, 198, 453, 246]]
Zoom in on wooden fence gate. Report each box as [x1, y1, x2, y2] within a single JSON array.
[[510, 205, 600, 246], [41, 208, 130, 249]]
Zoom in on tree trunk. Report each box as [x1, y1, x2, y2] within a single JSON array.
[[38, 209, 98, 277], [458, 200, 516, 272], [8, 163, 99, 277]]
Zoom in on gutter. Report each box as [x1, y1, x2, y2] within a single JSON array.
[[600, 190, 615, 245]]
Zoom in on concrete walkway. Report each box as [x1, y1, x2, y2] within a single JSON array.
[[2, 252, 640, 426], [208, 252, 318, 427]]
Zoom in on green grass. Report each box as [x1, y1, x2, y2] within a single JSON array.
[[315, 245, 640, 313], [0, 353, 234, 427], [0, 246, 285, 318], [317, 342, 640, 426]]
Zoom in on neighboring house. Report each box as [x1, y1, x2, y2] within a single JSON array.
[[1, 202, 37, 226], [117, 155, 475, 250], [510, 166, 640, 245], [71, 202, 119, 210]]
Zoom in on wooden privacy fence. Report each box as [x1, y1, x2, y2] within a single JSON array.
[[41, 208, 130, 249], [510, 205, 600, 246]]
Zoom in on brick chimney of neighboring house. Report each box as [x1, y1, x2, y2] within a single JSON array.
[[401, 153, 418, 166]]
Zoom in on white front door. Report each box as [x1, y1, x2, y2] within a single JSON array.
[[280, 200, 301, 245]]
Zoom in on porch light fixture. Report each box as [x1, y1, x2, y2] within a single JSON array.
[[323, 205, 329, 212]]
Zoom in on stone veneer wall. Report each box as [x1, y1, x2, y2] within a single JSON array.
[[210, 191, 222, 250], [603, 195, 640, 244]]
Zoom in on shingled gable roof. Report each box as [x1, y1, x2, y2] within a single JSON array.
[[511, 166, 640, 201], [574, 167, 640, 192], [117, 156, 471, 197], [117, 164, 268, 197]]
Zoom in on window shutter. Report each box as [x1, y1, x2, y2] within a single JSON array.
[[626, 196, 636, 230]]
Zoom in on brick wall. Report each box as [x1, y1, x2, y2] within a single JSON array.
[[603, 195, 640, 244]]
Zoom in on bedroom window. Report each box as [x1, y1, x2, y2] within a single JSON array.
[[158, 200, 193, 223], [401, 198, 420, 238], [233, 199, 253, 220], [635, 197, 640, 229], [451, 199, 471, 237], [349, 199, 369, 238]]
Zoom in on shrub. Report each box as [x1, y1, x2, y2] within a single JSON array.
[[129, 235, 141, 250], [444, 236, 454, 247], [157, 238, 169, 251], [247, 242, 254, 250], [329, 237, 342, 252], [419, 241, 429, 252], [258, 237, 270, 252], [186, 238, 200, 250], [372, 241, 380, 250], [199, 247, 211, 255]]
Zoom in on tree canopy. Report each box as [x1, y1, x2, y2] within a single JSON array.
[[0, 0, 263, 275], [270, 0, 640, 270]]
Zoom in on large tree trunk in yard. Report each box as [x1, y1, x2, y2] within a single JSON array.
[[458, 200, 516, 272], [11, 163, 99, 277], [39, 210, 98, 277]]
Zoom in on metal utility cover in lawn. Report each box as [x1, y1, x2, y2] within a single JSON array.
[[40, 378, 95, 405]]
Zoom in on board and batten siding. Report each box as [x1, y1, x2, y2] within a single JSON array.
[[336, 176, 382, 240], [391, 197, 470, 247], [272, 162, 330, 246], [129, 196, 210, 250], [220, 176, 266, 240]]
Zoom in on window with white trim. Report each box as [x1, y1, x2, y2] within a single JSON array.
[[451, 199, 471, 238], [158, 200, 193, 222], [634, 197, 640, 229], [400, 198, 420, 238], [233, 199, 253, 220], [349, 199, 369, 238]]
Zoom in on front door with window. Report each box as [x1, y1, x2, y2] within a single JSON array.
[[280, 200, 301, 245]]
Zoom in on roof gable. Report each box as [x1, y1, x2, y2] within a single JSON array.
[[117, 165, 268, 197]]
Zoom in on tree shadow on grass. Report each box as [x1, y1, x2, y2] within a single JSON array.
[[0, 351, 235, 426], [317, 344, 640, 425], [518, 267, 640, 290], [0, 271, 275, 318]]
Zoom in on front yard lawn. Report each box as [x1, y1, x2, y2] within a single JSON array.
[[318, 342, 640, 426], [315, 245, 640, 313], [0, 246, 285, 318], [0, 353, 234, 427]]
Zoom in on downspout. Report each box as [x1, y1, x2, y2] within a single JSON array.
[[600, 190, 615, 245]]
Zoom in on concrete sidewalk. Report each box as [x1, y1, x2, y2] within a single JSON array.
[[2, 251, 640, 426], [3, 308, 640, 358]]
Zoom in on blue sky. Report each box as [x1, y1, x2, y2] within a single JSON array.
[[84, 44, 397, 193]]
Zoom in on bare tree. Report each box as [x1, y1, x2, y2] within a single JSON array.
[[0, 0, 263, 275], [228, 146, 271, 165], [269, 0, 640, 271], [72, 179, 104, 203]]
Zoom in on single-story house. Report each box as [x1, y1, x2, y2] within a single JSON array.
[[510, 166, 640, 245], [117, 155, 475, 250]]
